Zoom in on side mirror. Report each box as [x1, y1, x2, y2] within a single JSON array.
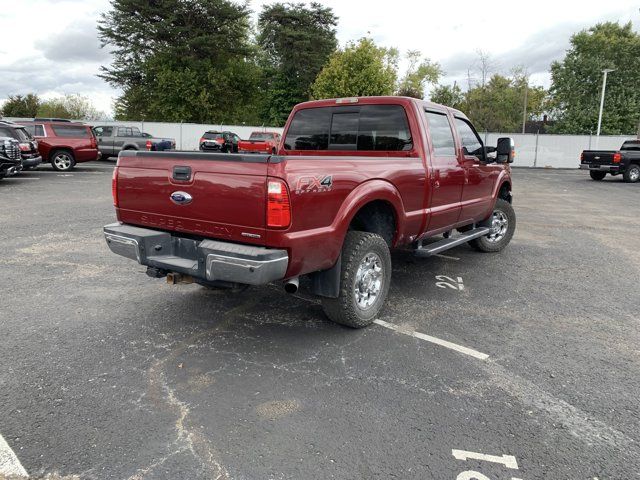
[[496, 137, 515, 164]]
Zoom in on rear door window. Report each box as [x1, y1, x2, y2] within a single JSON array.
[[425, 111, 456, 156], [284, 104, 412, 152], [25, 124, 45, 136], [52, 125, 90, 138]]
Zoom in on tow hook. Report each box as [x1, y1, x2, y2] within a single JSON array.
[[166, 272, 194, 285]]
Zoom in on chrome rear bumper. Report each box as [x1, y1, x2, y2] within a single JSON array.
[[104, 223, 288, 285]]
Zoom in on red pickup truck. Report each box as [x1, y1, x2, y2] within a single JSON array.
[[238, 131, 282, 154], [105, 96, 515, 328]]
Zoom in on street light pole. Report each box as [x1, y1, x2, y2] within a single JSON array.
[[596, 68, 614, 137]]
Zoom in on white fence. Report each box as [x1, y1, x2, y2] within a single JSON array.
[[483, 132, 632, 169], [92, 121, 632, 169], [7, 117, 636, 168]]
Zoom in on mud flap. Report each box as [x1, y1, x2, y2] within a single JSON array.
[[310, 254, 341, 298]]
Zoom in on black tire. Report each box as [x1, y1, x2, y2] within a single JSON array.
[[623, 164, 640, 183], [321, 231, 391, 328], [50, 149, 76, 171], [468, 199, 516, 253], [589, 170, 606, 181]]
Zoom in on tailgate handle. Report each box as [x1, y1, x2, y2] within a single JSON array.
[[173, 166, 192, 181]]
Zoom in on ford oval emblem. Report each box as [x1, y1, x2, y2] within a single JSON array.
[[170, 191, 193, 205]]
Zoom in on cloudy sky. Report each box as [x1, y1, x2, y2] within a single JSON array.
[[1, 0, 638, 117]]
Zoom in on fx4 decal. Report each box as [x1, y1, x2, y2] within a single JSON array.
[[295, 175, 333, 194]]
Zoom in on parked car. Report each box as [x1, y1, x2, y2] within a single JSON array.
[[199, 131, 239, 153], [0, 136, 22, 180], [93, 125, 176, 159], [105, 96, 516, 328], [238, 131, 281, 154], [18, 121, 99, 171], [0, 120, 41, 170], [580, 140, 640, 182]]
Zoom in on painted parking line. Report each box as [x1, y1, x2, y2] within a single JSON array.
[[373, 319, 489, 360], [0, 433, 27, 478]]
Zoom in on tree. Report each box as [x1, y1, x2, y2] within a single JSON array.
[[37, 94, 107, 120], [549, 22, 640, 135], [396, 50, 441, 99], [98, 0, 260, 123], [430, 83, 464, 109], [311, 38, 398, 99], [1, 94, 41, 117], [257, 2, 337, 125]]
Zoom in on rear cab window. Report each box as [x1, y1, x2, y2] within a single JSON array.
[[284, 104, 413, 153], [51, 125, 91, 138]]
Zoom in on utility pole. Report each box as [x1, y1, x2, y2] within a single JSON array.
[[596, 69, 615, 137], [521, 81, 528, 134]]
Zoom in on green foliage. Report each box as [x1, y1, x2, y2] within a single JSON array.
[[98, 0, 260, 122], [1, 94, 41, 117], [429, 83, 464, 110], [257, 2, 337, 125], [430, 71, 548, 133], [311, 38, 398, 99], [37, 94, 107, 120], [549, 22, 640, 134], [396, 51, 441, 99]]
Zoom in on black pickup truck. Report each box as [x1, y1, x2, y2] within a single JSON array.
[[580, 140, 640, 182]]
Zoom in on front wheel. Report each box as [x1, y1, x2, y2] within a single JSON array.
[[469, 199, 516, 253], [51, 150, 76, 171], [589, 170, 607, 181], [623, 164, 640, 183], [321, 231, 391, 328]]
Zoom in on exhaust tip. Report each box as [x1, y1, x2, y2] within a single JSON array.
[[284, 277, 299, 294]]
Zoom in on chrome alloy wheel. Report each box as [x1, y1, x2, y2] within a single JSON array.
[[630, 167, 640, 182], [354, 252, 384, 310], [487, 210, 509, 243], [53, 153, 73, 170]]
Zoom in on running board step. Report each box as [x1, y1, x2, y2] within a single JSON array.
[[414, 227, 490, 257]]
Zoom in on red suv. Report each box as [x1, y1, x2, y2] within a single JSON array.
[[18, 121, 99, 171]]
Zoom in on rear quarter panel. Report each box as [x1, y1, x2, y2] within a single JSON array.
[[267, 154, 428, 277]]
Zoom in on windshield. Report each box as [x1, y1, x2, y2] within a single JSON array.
[[249, 133, 272, 141], [621, 141, 640, 151], [203, 132, 224, 140], [14, 127, 32, 141]]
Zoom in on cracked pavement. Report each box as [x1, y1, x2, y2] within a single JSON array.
[[0, 164, 639, 479]]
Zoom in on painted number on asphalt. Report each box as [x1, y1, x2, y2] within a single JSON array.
[[452, 449, 523, 480], [436, 275, 464, 291]]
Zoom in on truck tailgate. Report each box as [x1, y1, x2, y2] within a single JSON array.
[[115, 151, 269, 245]]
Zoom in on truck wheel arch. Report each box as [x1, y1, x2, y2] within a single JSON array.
[[309, 180, 404, 299]]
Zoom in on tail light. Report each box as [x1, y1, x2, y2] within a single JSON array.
[[613, 152, 621, 163], [199, 137, 205, 144], [146, 140, 152, 151], [266, 178, 291, 228], [580, 152, 584, 162], [112, 167, 119, 207], [90, 133, 97, 149]]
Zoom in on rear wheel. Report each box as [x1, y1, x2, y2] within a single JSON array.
[[623, 164, 640, 183], [589, 170, 606, 181], [469, 199, 516, 253], [51, 150, 75, 171], [321, 231, 391, 328]]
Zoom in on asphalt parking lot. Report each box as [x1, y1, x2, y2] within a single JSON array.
[[1, 163, 639, 479]]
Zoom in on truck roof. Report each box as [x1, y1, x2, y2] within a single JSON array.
[[292, 96, 469, 120]]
